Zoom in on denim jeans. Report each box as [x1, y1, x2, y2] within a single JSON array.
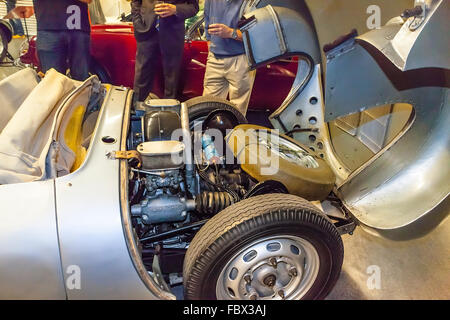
[[6, 0, 24, 36], [36, 30, 90, 81]]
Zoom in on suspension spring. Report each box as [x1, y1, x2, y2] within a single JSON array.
[[195, 192, 234, 215]]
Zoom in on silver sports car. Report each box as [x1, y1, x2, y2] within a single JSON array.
[[0, 0, 448, 300]]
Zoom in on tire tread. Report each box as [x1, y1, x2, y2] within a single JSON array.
[[183, 194, 343, 300], [185, 95, 248, 124]]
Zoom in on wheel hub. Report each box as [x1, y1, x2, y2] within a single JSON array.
[[216, 235, 320, 300], [263, 274, 276, 287]]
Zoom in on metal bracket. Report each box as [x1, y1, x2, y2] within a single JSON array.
[[332, 216, 357, 235], [151, 246, 172, 293], [106, 150, 142, 168]]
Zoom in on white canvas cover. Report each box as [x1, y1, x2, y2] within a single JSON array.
[[0, 69, 101, 184], [0, 68, 40, 133]]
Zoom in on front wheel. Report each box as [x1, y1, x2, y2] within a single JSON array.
[[89, 60, 111, 83], [0, 27, 9, 62], [183, 194, 344, 300]]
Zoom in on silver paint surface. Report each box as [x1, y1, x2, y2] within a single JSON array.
[[0, 180, 66, 299], [243, 4, 449, 235], [54, 87, 158, 299]]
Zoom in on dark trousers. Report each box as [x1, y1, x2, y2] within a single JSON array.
[[134, 26, 185, 101], [36, 30, 90, 81], [6, 0, 24, 36]]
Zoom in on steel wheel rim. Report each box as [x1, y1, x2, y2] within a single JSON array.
[[216, 235, 320, 300]]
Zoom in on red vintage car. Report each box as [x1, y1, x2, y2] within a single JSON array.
[[20, 14, 298, 111]]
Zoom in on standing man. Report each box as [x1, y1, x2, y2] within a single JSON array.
[[33, 0, 92, 81], [6, 0, 24, 36], [203, 0, 255, 116], [132, 0, 199, 101]]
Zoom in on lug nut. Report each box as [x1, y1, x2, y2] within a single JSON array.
[[244, 275, 252, 284], [289, 267, 298, 277], [248, 288, 259, 300], [269, 257, 278, 268], [249, 293, 258, 300], [278, 289, 285, 300]]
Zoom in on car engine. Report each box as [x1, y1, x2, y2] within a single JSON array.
[[127, 99, 260, 280], [129, 101, 196, 226]]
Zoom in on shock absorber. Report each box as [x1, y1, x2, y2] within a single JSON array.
[[195, 191, 234, 215]]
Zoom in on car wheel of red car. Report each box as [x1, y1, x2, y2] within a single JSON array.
[[183, 193, 344, 300], [89, 61, 111, 84], [186, 96, 248, 127], [0, 27, 8, 62]]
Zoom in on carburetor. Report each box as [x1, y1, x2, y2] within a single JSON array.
[[130, 99, 195, 225]]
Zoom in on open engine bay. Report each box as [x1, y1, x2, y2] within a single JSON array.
[[121, 94, 359, 295], [126, 100, 254, 287], [124, 98, 324, 290]]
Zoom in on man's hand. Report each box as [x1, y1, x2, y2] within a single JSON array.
[[4, 6, 34, 19], [208, 24, 234, 39], [154, 4, 177, 18]]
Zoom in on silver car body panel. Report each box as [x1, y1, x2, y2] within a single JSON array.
[[0, 180, 66, 299], [269, 63, 352, 186], [357, 0, 450, 72], [242, 5, 321, 68], [242, 2, 449, 235], [324, 0, 449, 232], [53, 86, 164, 299], [0, 83, 176, 299]]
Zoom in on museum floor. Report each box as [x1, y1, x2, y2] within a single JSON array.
[[2, 39, 448, 300]]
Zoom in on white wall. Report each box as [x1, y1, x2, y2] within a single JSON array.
[[99, 0, 131, 21]]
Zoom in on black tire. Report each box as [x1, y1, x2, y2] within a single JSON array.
[[89, 60, 111, 84], [183, 194, 344, 300], [185, 95, 247, 125], [0, 27, 8, 62]]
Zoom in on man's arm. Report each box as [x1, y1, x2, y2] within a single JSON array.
[[208, 24, 243, 41], [4, 6, 34, 19], [155, 0, 199, 20]]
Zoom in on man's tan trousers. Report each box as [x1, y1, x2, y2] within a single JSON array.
[[203, 52, 256, 115]]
